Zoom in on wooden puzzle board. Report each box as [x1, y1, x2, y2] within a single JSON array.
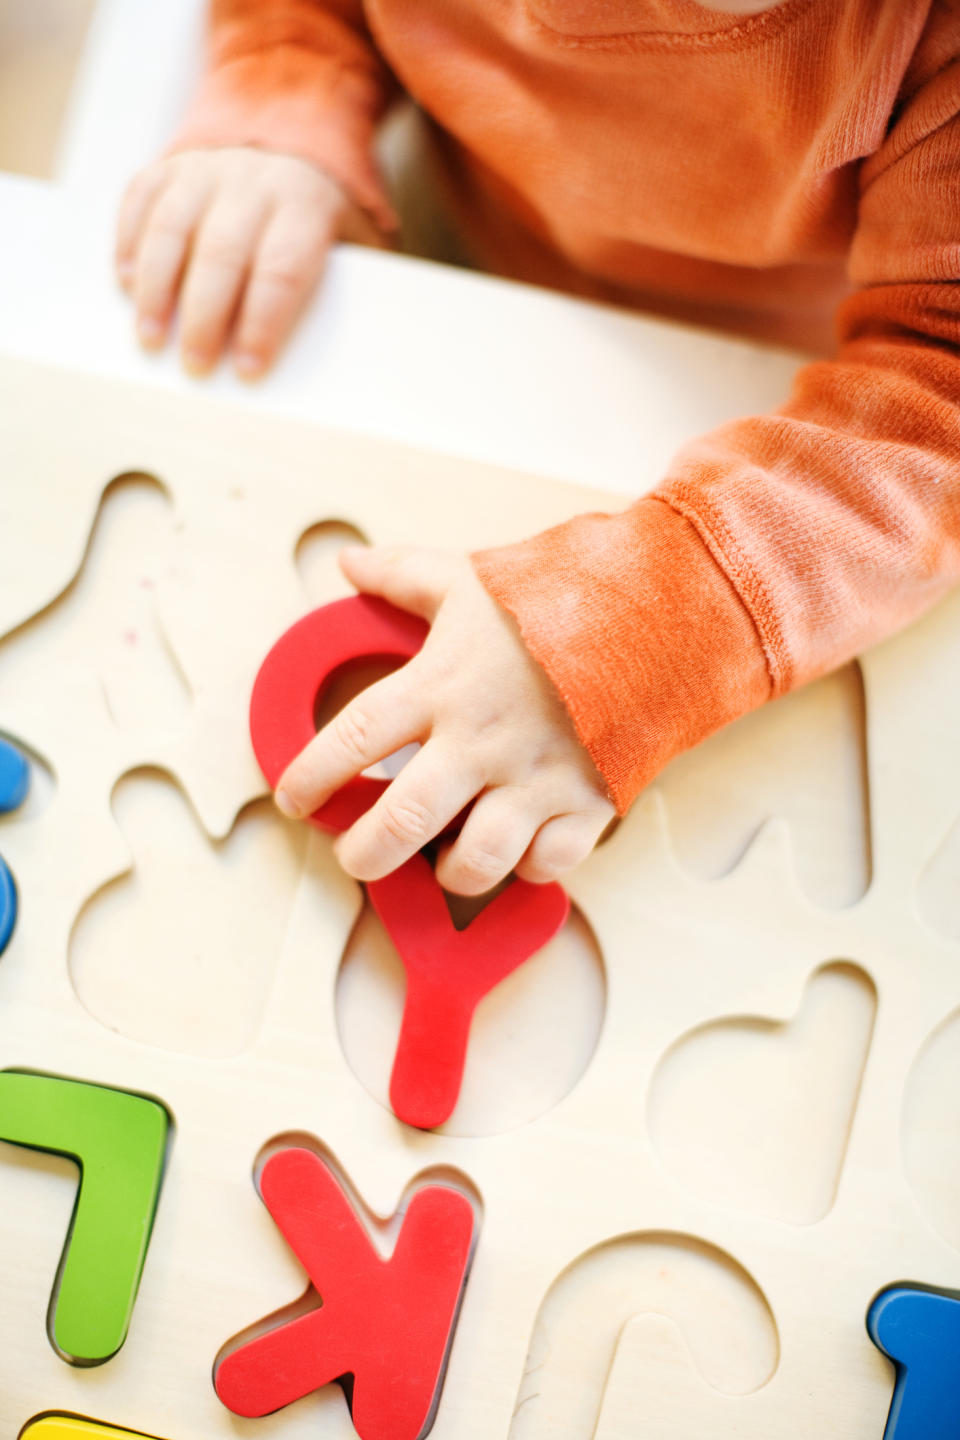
[[1, 353, 960, 1438]]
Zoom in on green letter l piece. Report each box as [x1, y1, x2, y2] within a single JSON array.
[[0, 1070, 169, 1364]]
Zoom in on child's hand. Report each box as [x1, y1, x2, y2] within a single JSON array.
[[275, 546, 616, 895], [116, 147, 387, 378]]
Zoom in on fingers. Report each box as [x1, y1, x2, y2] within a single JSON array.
[[437, 795, 612, 896], [178, 191, 270, 373], [335, 739, 482, 881], [515, 810, 612, 886], [132, 172, 212, 348], [270, 547, 615, 891], [338, 545, 453, 620], [434, 790, 540, 896], [275, 669, 429, 821], [233, 198, 334, 378], [116, 164, 169, 290]]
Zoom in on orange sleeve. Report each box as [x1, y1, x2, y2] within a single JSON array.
[[473, 59, 960, 815], [168, 0, 398, 230]]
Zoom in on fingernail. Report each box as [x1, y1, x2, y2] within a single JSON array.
[[274, 788, 300, 819], [234, 352, 263, 379], [138, 317, 165, 347], [339, 545, 366, 562]]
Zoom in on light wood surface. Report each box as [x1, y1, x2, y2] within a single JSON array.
[[0, 354, 958, 1438]]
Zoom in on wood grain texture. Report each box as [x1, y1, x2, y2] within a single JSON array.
[[0, 355, 957, 1438]]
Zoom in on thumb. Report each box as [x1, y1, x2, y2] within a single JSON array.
[[338, 545, 453, 620]]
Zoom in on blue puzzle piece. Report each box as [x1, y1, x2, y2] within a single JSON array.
[[0, 860, 15, 956], [868, 1284, 960, 1439], [0, 737, 29, 956], [0, 738, 29, 814]]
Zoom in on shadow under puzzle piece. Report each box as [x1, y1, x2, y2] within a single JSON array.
[[22, 1420, 170, 1440], [0, 1070, 170, 1364], [868, 1283, 960, 1439]]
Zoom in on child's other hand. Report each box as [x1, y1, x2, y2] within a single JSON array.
[[116, 147, 387, 378], [275, 546, 616, 895]]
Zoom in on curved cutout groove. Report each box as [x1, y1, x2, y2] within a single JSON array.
[[658, 662, 872, 908], [903, 1008, 960, 1253], [0, 474, 191, 738], [295, 520, 368, 607], [509, 1232, 778, 1440], [69, 767, 307, 1058], [648, 962, 876, 1224]]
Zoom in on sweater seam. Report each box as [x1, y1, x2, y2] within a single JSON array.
[[522, 0, 818, 54], [652, 488, 791, 696]]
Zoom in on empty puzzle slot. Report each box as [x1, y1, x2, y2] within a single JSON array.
[[656, 662, 872, 908], [296, 520, 369, 605], [903, 1008, 960, 1254], [918, 816, 960, 941], [509, 1231, 778, 1440], [648, 961, 877, 1224], [0, 475, 191, 739], [68, 767, 307, 1058], [215, 1136, 480, 1437], [336, 897, 606, 1136]]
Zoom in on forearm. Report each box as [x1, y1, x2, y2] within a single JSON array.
[[474, 299, 960, 812]]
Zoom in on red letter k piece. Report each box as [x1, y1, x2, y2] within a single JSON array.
[[215, 1147, 477, 1438]]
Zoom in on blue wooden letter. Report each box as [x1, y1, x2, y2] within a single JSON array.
[[868, 1284, 960, 1439]]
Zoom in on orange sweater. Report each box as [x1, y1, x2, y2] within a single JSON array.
[[174, 0, 960, 813]]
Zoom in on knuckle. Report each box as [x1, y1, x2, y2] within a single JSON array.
[[452, 845, 508, 890], [379, 794, 436, 849], [145, 212, 191, 245], [332, 706, 373, 765], [196, 235, 249, 272], [257, 257, 309, 293], [532, 830, 587, 876]]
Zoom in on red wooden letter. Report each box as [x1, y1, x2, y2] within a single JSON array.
[[249, 594, 427, 832], [368, 856, 569, 1128], [250, 597, 571, 1127], [215, 1148, 476, 1439]]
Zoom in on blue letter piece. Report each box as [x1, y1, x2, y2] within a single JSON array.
[[0, 736, 29, 956], [868, 1283, 960, 1439]]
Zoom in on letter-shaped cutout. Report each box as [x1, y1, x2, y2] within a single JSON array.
[[250, 597, 570, 1127], [0, 736, 30, 956], [21, 1420, 167, 1440], [510, 1233, 778, 1440], [215, 1146, 477, 1438], [0, 1070, 170, 1364], [868, 1284, 960, 1438]]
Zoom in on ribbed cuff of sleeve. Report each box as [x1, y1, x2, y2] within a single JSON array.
[[472, 497, 773, 814], [169, 48, 398, 233]]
